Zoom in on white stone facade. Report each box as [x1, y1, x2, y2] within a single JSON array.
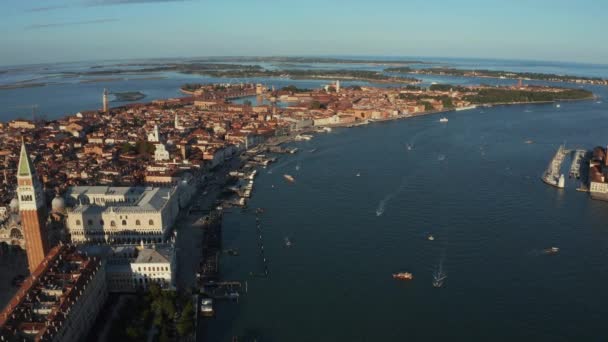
[[65, 186, 180, 244]]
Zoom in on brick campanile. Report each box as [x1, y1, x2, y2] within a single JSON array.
[[17, 138, 49, 272]]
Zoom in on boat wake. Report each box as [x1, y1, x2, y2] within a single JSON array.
[[376, 200, 386, 216], [375, 177, 410, 217]]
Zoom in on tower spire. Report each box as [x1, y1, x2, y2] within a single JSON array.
[[17, 138, 49, 273], [18, 137, 35, 178]]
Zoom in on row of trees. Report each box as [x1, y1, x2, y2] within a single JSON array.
[[465, 88, 593, 104], [108, 284, 195, 342]]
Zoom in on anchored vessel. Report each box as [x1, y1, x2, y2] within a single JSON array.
[[393, 272, 413, 280], [283, 174, 295, 183]]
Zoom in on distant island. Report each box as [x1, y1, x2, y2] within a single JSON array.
[[63, 62, 420, 84], [112, 91, 146, 102], [427, 84, 593, 104], [385, 67, 608, 86]]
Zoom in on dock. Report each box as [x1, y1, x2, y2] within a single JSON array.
[[569, 149, 587, 179], [542, 145, 568, 188]]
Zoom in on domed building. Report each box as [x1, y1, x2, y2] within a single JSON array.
[[9, 197, 19, 213], [51, 195, 66, 213]]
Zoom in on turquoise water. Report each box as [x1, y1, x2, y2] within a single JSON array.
[[207, 95, 608, 341]]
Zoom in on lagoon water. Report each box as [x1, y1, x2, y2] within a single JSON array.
[[207, 97, 608, 341], [2, 57, 608, 341]]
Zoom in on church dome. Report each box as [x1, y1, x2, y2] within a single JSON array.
[[51, 195, 66, 212], [9, 197, 19, 212]]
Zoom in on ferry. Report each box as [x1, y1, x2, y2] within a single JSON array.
[[283, 174, 295, 183], [392, 272, 413, 280], [544, 247, 560, 255], [439, 117, 449, 123], [200, 298, 214, 316], [295, 134, 313, 141]]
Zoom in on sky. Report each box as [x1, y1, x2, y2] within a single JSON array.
[[0, 0, 607, 66]]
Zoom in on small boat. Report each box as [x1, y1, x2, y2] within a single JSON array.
[[406, 144, 413, 151], [356, 172, 361, 177], [439, 117, 448, 123], [544, 247, 560, 255], [283, 174, 295, 183], [392, 272, 413, 280], [428, 235, 435, 241], [556, 104, 561, 108], [308, 148, 317, 153], [285, 237, 292, 247], [295, 164, 300, 171], [524, 140, 533, 144]]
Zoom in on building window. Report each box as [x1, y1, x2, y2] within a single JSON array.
[[87, 219, 93, 226], [110, 221, 116, 227], [136, 220, 141, 226], [76, 220, 81, 226], [122, 220, 127, 226], [149, 219, 154, 226], [100, 220, 104, 225]]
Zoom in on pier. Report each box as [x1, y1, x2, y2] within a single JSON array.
[[542, 145, 568, 188], [197, 209, 223, 283], [569, 149, 587, 179]]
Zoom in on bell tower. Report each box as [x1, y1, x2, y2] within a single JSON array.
[[17, 138, 49, 272]]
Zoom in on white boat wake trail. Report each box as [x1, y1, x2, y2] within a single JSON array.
[[376, 177, 409, 217]]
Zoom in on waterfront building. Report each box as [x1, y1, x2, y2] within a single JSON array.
[[588, 146, 608, 200], [0, 245, 108, 342], [17, 139, 50, 272], [64, 185, 180, 244], [80, 241, 176, 292]]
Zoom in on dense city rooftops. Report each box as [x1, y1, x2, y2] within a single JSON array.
[[0, 245, 102, 341]]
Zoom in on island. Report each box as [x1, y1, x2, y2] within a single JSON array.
[[111, 91, 146, 102], [63, 62, 421, 84], [385, 67, 608, 86]]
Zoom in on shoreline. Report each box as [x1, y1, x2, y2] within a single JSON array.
[[402, 71, 608, 87]]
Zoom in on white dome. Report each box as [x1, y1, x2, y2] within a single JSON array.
[[51, 196, 66, 212], [9, 198, 19, 212]]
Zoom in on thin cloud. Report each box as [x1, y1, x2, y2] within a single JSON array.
[[87, 0, 191, 5], [26, 5, 71, 12], [26, 0, 190, 12], [26, 18, 119, 29]]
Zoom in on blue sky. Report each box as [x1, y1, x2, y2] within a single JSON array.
[[0, 0, 606, 66]]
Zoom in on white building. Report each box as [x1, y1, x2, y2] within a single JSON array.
[[154, 143, 170, 161], [131, 244, 175, 290], [65, 186, 181, 244], [79, 242, 176, 292]]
